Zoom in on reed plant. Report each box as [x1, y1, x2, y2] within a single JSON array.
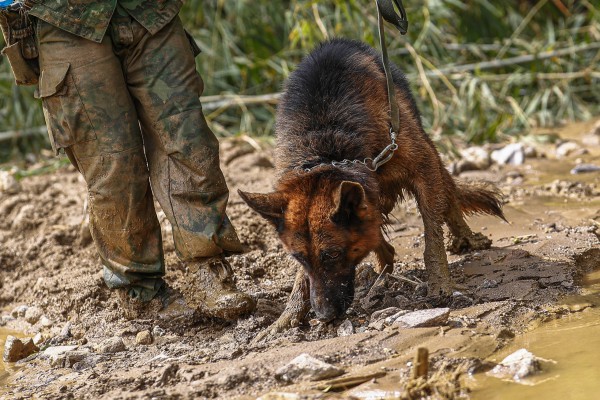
[[1, 0, 599, 163]]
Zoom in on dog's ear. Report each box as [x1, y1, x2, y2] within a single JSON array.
[[238, 189, 286, 226], [331, 181, 368, 224]]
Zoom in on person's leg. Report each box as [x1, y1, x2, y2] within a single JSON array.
[[120, 18, 242, 259], [35, 18, 164, 301], [117, 16, 255, 318]]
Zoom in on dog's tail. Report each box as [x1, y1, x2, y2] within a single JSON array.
[[456, 181, 507, 222]]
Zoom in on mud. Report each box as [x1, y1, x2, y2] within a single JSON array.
[[0, 118, 599, 399]]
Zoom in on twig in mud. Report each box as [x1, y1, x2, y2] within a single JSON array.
[[412, 347, 429, 379]]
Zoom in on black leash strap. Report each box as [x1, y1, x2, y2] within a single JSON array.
[[376, 0, 408, 136]]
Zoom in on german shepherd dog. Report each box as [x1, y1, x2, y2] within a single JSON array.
[[240, 38, 505, 336]]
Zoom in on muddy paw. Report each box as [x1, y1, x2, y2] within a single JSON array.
[[251, 310, 303, 345], [447, 232, 492, 254]]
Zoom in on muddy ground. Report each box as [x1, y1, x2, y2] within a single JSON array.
[[0, 118, 599, 399]]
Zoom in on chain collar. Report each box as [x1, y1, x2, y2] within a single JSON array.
[[298, 127, 398, 173]]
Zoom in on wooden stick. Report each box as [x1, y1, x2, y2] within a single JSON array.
[[412, 347, 429, 379]]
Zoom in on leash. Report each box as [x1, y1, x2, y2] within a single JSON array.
[[376, 0, 408, 139], [298, 0, 409, 174]]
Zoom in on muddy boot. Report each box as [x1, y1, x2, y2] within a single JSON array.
[[117, 283, 196, 323], [181, 256, 256, 320]]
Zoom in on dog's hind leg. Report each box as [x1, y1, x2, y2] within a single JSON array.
[[251, 268, 310, 344]]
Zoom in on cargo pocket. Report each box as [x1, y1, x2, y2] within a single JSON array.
[[34, 62, 96, 154]]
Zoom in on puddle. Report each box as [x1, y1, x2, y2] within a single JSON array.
[[470, 269, 600, 400]]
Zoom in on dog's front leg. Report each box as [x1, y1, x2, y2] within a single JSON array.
[[252, 267, 310, 344]]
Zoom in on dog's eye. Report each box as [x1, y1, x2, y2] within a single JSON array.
[[321, 250, 341, 261]]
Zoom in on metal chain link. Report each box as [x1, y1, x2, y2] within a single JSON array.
[[298, 127, 398, 173]]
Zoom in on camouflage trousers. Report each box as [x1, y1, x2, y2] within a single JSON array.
[[35, 14, 243, 301]]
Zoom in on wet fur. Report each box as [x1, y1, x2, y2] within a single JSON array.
[[240, 38, 505, 325]]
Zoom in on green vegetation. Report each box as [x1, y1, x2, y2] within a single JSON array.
[[1, 0, 599, 162]]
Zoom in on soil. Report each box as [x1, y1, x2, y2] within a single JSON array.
[[0, 118, 599, 399]]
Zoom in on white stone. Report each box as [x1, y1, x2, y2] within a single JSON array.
[[336, 319, 354, 337], [460, 146, 491, 170], [96, 337, 126, 354], [0, 171, 21, 195], [487, 349, 553, 381], [24, 306, 42, 324], [392, 308, 450, 328], [275, 353, 344, 383], [491, 143, 525, 165], [556, 141, 586, 158]]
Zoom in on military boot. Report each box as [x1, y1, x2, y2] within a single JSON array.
[[181, 256, 256, 320], [117, 283, 196, 323]]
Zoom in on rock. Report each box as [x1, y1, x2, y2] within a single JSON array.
[[275, 353, 344, 383], [33, 333, 45, 346], [72, 354, 103, 372], [60, 322, 72, 337], [63, 350, 91, 368], [40, 316, 53, 327], [392, 308, 450, 328], [257, 393, 301, 400], [460, 146, 491, 170], [337, 319, 354, 337], [152, 326, 166, 337], [41, 345, 79, 366], [11, 305, 28, 318], [0, 171, 21, 195], [136, 330, 153, 345], [3, 336, 39, 362], [97, 337, 126, 354], [491, 143, 525, 165], [487, 349, 552, 381], [368, 307, 406, 330], [556, 141, 587, 158], [570, 164, 600, 174], [582, 122, 600, 146], [24, 306, 42, 324]]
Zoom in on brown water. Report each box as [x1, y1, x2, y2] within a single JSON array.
[[470, 270, 600, 400]]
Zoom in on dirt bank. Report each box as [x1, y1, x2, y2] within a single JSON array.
[[0, 118, 599, 399]]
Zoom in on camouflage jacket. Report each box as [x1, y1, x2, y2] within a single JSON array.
[[28, 0, 183, 43]]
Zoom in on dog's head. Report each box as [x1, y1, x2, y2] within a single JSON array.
[[239, 173, 382, 321]]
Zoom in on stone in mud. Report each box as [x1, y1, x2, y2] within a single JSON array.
[[337, 319, 354, 337], [460, 146, 491, 171], [33, 332, 44, 346], [570, 164, 600, 174], [0, 171, 21, 195], [3, 336, 39, 362], [63, 350, 92, 368], [24, 306, 42, 324], [275, 353, 344, 383], [392, 308, 450, 328], [41, 345, 79, 366], [40, 316, 53, 327], [136, 330, 153, 345], [487, 348, 550, 381], [556, 141, 587, 158], [368, 307, 406, 331], [491, 143, 525, 165], [97, 337, 126, 354], [11, 305, 28, 318]]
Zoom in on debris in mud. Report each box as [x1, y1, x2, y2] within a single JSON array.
[[393, 308, 450, 328], [487, 348, 554, 382], [275, 353, 344, 383], [3, 336, 39, 362]]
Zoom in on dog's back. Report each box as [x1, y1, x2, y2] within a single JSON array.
[[274, 38, 421, 173]]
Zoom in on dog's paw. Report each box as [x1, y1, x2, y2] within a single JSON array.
[[251, 309, 303, 345]]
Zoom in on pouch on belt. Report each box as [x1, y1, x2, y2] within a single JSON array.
[[0, 1, 39, 85]]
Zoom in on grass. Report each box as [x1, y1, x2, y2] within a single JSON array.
[[1, 0, 599, 163]]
